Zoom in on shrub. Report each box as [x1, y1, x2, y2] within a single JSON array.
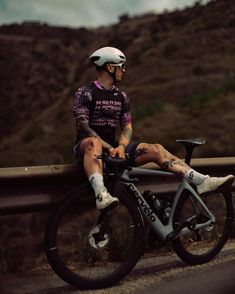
[[132, 100, 166, 121], [182, 80, 235, 108]]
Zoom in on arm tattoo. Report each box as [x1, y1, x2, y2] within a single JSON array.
[[119, 125, 133, 147], [76, 117, 97, 137], [76, 117, 113, 150], [122, 125, 133, 141]]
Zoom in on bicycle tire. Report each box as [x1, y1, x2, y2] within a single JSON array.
[[172, 187, 233, 265], [44, 184, 145, 289]]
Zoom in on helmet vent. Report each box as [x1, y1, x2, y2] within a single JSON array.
[[90, 56, 100, 62]]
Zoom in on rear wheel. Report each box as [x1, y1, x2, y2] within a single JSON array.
[[172, 188, 233, 265], [45, 185, 145, 289]]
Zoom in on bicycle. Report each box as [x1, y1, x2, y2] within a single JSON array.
[[44, 138, 234, 289]]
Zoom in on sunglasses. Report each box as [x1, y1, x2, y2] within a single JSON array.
[[110, 63, 126, 72]]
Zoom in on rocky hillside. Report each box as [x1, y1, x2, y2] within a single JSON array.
[[0, 0, 235, 167]]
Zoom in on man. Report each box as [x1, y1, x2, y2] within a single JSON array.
[[73, 46, 234, 210]]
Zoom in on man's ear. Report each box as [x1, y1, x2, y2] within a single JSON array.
[[106, 64, 115, 73]]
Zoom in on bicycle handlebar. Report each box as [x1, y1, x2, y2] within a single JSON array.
[[96, 153, 138, 183]]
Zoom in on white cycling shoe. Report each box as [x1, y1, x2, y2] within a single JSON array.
[[197, 174, 234, 195], [96, 190, 119, 210]]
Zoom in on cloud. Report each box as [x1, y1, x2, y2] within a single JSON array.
[[0, 0, 211, 27]]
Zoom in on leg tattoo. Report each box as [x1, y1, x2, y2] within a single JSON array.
[[134, 147, 148, 159], [162, 158, 188, 176], [162, 158, 178, 170]]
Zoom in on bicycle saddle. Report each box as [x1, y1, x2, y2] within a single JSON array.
[[176, 138, 205, 147]]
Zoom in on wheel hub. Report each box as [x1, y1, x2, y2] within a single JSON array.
[[88, 225, 110, 249]]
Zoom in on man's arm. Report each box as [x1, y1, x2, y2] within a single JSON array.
[[118, 122, 133, 148], [76, 116, 113, 150], [109, 122, 133, 158]]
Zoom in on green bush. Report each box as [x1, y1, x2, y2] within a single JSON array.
[[133, 100, 166, 121], [182, 80, 235, 108]]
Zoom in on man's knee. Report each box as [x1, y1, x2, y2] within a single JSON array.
[[81, 137, 102, 153], [153, 143, 164, 152], [141, 143, 164, 153]]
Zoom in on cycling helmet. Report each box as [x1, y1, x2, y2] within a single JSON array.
[[89, 47, 126, 67]]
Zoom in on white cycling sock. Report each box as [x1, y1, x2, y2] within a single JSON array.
[[185, 169, 205, 185], [88, 173, 106, 196]]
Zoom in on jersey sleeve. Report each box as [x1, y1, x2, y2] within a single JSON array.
[[73, 86, 92, 121], [120, 91, 132, 127]]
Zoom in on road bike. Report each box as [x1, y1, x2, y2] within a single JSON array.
[[44, 138, 234, 289]]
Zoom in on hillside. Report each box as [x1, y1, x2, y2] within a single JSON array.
[[0, 0, 235, 167]]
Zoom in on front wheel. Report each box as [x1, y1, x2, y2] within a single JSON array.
[[172, 188, 233, 265], [44, 185, 145, 289]]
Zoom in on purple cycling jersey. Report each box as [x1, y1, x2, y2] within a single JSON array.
[[73, 80, 132, 146]]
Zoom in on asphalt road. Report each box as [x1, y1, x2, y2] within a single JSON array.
[[1, 243, 235, 294], [136, 257, 235, 294]]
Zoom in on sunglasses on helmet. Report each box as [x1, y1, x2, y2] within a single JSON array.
[[110, 63, 126, 72]]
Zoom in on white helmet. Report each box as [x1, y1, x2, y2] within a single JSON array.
[[89, 46, 126, 67]]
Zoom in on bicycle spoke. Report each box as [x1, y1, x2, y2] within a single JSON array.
[[45, 188, 144, 289], [173, 189, 232, 265]]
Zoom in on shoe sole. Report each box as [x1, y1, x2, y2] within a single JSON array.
[[99, 200, 119, 211], [218, 176, 234, 190], [199, 176, 234, 195]]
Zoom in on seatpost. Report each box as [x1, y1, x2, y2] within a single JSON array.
[[176, 138, 205, 166], [184, 145, 194, 165]]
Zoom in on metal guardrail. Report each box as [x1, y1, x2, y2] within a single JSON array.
[[0, 157, 235, 215]]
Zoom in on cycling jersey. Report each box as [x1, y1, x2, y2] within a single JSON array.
[[73, 80, 132, 147]]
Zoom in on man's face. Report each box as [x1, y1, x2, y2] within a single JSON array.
[[114, 65, 125, 82], [107, 63, 126, 82]]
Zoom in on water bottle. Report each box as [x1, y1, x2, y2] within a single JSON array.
[[159, 201, 172, 225], [142, 190, 161, 213]]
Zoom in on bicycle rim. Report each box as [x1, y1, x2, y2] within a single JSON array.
[[45, 187, 144, 289], [172, 189, 233, 265]]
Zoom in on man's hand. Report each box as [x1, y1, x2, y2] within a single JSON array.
[[109, 145, 125, 159]]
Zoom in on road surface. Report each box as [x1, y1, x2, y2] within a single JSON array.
[[1, 242, 235, 294]]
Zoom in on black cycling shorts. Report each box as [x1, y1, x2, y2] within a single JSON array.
[[125, 142, 140, 166]]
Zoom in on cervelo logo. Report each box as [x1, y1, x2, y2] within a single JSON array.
[[128, 184, 156, 222]]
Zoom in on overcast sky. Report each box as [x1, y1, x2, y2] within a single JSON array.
[[0, 0, 211, 28]]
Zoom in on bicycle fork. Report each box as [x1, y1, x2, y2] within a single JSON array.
[[92, 209, 114, 246]]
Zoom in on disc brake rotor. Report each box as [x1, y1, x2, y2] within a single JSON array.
[[88, 225, 110, 249]]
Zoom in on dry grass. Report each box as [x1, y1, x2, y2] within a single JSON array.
[[0, 1, 235, 272], [0, 212, 50, 273], [0, 0, 235, 166], [134, 90, 235, 157]]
